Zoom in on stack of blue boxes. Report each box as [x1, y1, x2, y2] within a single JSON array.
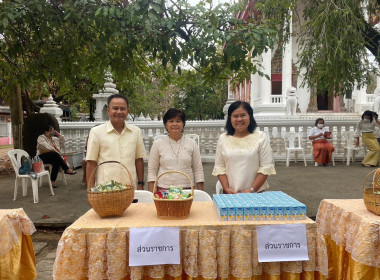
[[213, 191, 307, 221]]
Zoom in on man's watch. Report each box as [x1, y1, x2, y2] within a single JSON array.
[[250, 187, 255, 193], [138, 181, 145, 185]]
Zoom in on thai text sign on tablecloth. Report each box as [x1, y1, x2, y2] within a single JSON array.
[[257, 224, 309, 262], [129, 227, 180, 266]]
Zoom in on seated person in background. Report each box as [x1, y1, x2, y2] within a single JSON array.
[[37, 125, 76, 188], [82, 136, 89, 187], [308, 118, 334, 166]]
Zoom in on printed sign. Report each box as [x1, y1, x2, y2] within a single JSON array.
[[129, 227, 180, 266], [257, 224, 309, 262]]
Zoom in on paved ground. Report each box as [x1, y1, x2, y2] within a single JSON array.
[[1, 149, 373, 279]]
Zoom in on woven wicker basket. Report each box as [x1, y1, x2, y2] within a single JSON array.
[[362, 168, 380, 215], [153, 170, 194, 219], [87, 161, 135, 218]]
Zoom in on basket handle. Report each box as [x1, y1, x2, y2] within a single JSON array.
[[87, 161, 133, 190], [153, 170, 194, 197], [362, 168, 380, 193]]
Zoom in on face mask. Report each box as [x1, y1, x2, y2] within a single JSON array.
[[363, 119, 370, 123], [317, 124, 323, 128]]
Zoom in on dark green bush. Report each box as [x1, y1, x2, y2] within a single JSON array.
[[23, 113, 59, 157]]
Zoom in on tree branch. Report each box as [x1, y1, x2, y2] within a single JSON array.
[[362, 18, 380, 62]]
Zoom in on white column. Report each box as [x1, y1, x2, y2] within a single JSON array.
[[282, 12, 293, 104], [377, 75, 380, 88], [7, 120, 12, 144], [296, 68, 311, 114], [223, 79, 236, 118], [352, 83, 368, 113], [262, 49, 272, 104]]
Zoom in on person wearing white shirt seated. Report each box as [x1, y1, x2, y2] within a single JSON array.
[[37, 125, 77, 188], [308, 118, 334, 166], [355, 110, 380, 167]]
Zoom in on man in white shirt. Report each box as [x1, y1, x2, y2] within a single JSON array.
[[86, 94, 147, 189]]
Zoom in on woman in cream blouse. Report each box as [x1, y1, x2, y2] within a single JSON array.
[[355, 110, 380, 167], [212, 101, 276, 194], [148, 108, 205, 192]]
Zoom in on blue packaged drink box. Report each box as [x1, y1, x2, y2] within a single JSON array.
[[299, 203, 307, 219], [235, 195, 253, 220], [231, 198, 244, 221], [213, 195, 228, 221], [275, 206, 284, 220], [220, 195, 236, 221], [284, 206, 292, 220]]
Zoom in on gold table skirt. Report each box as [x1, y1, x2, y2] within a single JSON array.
[[317, 199, 380, 279], [0, 208, 36, 280], [53, 202, 328, 280]]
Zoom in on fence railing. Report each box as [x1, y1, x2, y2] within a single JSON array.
[[366, 94, 375, 103], [59, 118, 363, 163], [271, 96, 283, 104]]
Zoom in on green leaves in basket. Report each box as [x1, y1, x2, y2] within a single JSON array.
[[90, 180, 128, 192]]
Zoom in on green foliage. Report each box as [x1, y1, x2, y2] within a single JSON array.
[[22, 113, 59, 157], [297, 0, 374, 95], [173, 71, 227, 120], [0, 0, 284, 106]]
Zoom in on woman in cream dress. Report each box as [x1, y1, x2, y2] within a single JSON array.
[[148, 108, 204, 191], [213, 101, 276, 193]]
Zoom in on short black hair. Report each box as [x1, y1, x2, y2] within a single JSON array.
[[362, 110, 373, 122], [315, 118, 324, 126], [225, 101, 257, 135], [44, 124, 54, 133], [107, 94, 129, 107], [163, 108, 186, 128]]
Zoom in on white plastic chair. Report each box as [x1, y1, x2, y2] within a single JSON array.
[[192, 190, 212, 201], [310, 138, 336, 166], [134, 190, 154, 203], [283, 132, 307, 167], [216, 181, 223, 194], [179, 189, 212, 201], [341, 131, 366, 166], [186, 134, 200, 147], [8, 149, 54, 203]]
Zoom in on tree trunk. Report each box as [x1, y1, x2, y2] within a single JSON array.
[[22, 90, 40, 116], [9, 85, 23, 149]]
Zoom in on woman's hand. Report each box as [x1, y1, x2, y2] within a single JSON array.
[[355, 138, 360, 147], [238, 189, 252, 193], [223, 187, 237, 194]]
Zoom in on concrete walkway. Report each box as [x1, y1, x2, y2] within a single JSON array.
[[0, 161, 370, 227]]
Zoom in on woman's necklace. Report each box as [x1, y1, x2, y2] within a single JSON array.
[[168, 136, 183, 163]]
